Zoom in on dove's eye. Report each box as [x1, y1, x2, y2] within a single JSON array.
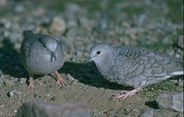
[[96, 51, 101, 55]]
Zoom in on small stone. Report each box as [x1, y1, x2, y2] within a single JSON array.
[[156, 92, 183, 112], [34, 94, 38, 98], [16, 101, 90, 117], [139, 109, 154, 117], [67, 74, 75, 81], [8, 90, 14, 97], [71, 80, 78, 86], [32, 8, 46, 17], [14, 90, 22, 95], [1, 19, 11, 30], [4, 80, 14, 87], [50, 96, 57, 101], [0, 0, 7, 7], [49, 17, 66, 35], [14, 4, 25, 13], [19, 78, 27, 84], [122, 21, 131, 28]]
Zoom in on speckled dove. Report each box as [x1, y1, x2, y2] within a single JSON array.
[[20, 30, 65, 89], [86, 43, 183, 99]]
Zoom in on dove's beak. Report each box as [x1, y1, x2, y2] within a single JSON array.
[[84, 57, 93, 65]]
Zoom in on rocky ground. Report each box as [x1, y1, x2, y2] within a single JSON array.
[[0, 0, 183, 117]]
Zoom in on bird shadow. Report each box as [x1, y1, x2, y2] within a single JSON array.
[[0, 38, 27, 78], [59, 61, 133, 90], [145, 101, 159, 109]]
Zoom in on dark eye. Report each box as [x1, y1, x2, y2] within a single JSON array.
[[96, 51, 101, 55]]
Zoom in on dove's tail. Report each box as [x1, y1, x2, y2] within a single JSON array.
[[161, 71, 183, 80], [23, 30, 33, 38], [171, 71, 184, 76]]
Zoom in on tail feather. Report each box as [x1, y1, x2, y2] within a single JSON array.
[[171, 71, 184, 76]]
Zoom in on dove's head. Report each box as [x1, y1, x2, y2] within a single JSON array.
[[39, 36, 58, 52], [85, 43, 116, 68]]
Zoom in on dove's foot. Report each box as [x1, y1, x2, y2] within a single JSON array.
[[28, 76, 34, 89], [55, 71, 65, 85], [114, 89, 138, 99]]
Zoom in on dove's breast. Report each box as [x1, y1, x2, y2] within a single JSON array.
[[22, 41, 64, 75]]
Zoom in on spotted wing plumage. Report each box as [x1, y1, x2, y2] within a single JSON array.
[[111, 47, 183, 89]]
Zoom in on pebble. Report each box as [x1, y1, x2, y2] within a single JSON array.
[[156, 92, 183, 112], [4, 80, 14, 87], [14, 4, 25, 13], [14, 90, 23, 96], [71, 80, 78, 86], [49, 17, 66, 35], [8, 90, 22, 97], [1, 19, 11, 30], [16, 101, 90, 117], [34, 94, 38, 98], [66, 74, 75, 81], [19, 78, 27, 84], [0, 0, 7, 7], [50, 96, 57, 101], [32, 8, 46, 17], [8, 90, 14, 97], [122, 21, 131, 28]]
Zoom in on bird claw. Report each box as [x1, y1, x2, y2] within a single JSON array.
[[55, 71, 66, 86], [28, 84, 34, 89], [113, 89, 138, 100], [56, 77, 65, 86]]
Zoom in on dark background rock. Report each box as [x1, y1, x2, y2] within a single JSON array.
[[16, 101, 90, 117], [156, 92, 183, 112]]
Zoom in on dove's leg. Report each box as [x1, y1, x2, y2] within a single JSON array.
[[55, 71, 65, 85], [114, 89, 138, 99], [28, 74, 34, 89]]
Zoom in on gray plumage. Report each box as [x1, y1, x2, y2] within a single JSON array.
[[20, 30, 65, 89], [87, 43, 183, 92], [20, 30, 64, 76]]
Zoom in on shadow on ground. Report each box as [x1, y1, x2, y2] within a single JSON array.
[[0, 38, 26, 78], [59, 61, 133, 90], [145, 101, 159, 109]]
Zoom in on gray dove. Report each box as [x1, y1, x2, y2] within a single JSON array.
[[20, 30, 65, 89], [86, 43, 183, 99]]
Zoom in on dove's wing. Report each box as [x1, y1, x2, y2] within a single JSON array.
[[111, 47, 183, 89]]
